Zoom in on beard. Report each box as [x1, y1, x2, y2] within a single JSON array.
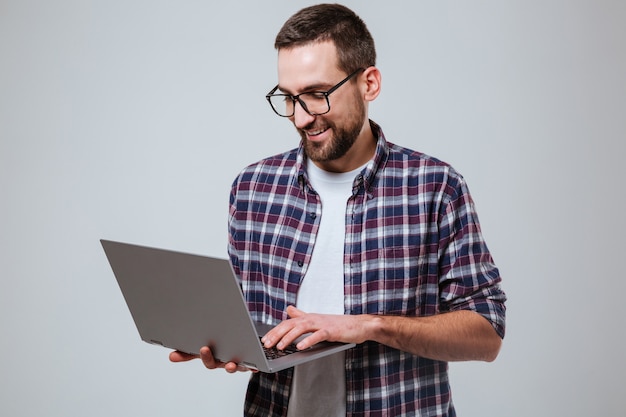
[[298, 96, 366, 163]]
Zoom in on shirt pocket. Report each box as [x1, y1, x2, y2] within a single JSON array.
[[377, 246, 427, 315]]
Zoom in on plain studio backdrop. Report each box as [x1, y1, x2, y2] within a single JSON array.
[[1, 1, 624, 416]]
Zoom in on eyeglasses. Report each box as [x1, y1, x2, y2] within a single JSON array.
[[265, 68, 364, 117]]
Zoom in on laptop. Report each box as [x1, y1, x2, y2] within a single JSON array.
[[100, 239, 355, 373]]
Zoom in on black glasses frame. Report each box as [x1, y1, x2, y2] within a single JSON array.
[[265, 68, 364, 117]]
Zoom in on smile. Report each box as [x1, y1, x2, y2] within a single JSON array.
[[306, 127, 329, 137]]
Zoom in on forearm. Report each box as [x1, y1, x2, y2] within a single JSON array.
[[263, 306, 502, 363], [364, 310, 502, 362]]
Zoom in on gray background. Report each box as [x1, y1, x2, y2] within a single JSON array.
[[1, 1, 624, 416]]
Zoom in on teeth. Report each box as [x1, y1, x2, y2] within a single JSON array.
[[308, 128, 326, 136]]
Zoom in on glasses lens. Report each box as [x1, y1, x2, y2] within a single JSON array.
[[299, 93, 329, 115], [269, 95, 292, 117], [268, 93, 330, 117]]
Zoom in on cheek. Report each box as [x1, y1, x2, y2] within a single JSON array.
[[334, 92, 364, 120]]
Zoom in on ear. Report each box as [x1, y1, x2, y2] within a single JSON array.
[[361, 66, 381, 102]]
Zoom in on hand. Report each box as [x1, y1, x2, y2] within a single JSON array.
[[261, 305, 369, 351], [169, 346, 257, 373]]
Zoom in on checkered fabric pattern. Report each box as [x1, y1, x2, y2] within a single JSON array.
[[228, 121, 506, 417]]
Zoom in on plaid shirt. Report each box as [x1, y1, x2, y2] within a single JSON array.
[[228, 121, 506, 417]]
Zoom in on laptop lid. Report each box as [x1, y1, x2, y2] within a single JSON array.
[[100, 239, 355, 373]]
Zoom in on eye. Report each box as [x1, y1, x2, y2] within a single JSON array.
[[304, 92, 327, 101]]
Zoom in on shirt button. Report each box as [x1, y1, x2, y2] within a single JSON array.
[[310, 212, 317, 219], [297, 260, 304, 267]]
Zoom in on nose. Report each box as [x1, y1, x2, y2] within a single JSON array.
[[291, 100, 316, 129]]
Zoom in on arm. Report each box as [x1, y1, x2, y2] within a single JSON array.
[[370, 309, 502, 362], [262, 306, 502, 362], [263, 176, 506, 362]]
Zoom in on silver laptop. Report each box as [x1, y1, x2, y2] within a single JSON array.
[[100, 239, 355, 373]]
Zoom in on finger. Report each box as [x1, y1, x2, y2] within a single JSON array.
[[262, 306, 306, 348], [169, 350, 199, 362], [199, 346, 224, 369], [224, 362, 239, 373], [276, 315, 322, 350], [223, 361, 256, 373], [262, 321, 295, 348], [295, 329, 328, 350], [277, 324, 312, 350]]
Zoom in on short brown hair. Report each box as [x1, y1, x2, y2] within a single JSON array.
[[274, 3, 376, 74]]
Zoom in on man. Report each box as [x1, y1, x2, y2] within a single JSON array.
[[171, 4, 506, 416]]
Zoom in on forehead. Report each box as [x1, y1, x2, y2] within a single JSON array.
[[277, 41, 343, 93]]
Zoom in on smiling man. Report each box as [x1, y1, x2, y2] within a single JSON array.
[[273, 41, 374, 172], [171, 4, 506, 416]]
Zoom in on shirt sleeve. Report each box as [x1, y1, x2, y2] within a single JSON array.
[[227, 176, 243, 280], [437, 176, 507, 338]]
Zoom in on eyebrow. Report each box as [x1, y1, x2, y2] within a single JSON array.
[[277, 81, 335, 95]]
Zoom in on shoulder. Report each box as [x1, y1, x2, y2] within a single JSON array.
[[383, 141, 466, 188], [233, 148, 299, 184], [229, 148, 302, 204]]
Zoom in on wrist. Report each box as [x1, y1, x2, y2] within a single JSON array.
[[360, 314, 385, 344]]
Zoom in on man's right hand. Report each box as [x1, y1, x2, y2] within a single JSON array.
[[169, 346, 257, 373]]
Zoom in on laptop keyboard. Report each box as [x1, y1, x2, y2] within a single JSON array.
[[261, 338, 300, 359]]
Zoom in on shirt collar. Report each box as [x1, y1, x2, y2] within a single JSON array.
[[296, 119, 389, 193]]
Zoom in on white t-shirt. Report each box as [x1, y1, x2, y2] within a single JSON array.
[[287, 161, 364, 417]]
